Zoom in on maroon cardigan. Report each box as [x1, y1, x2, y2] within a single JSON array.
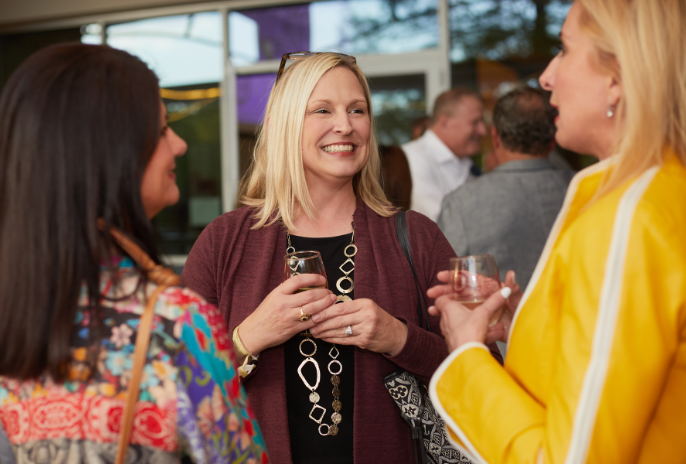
[[182, 198, 454, 463]]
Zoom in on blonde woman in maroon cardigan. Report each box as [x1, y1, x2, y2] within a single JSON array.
[[182, 53, 499, 464]]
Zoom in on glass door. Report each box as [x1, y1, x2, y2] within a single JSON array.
[[106, 12, 224, 258]]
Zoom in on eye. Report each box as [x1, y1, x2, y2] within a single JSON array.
[[314, 108, 330, 114], [160, 125, 169, 136], [350, 108, 366, 114], [553, 44, 566, 56]]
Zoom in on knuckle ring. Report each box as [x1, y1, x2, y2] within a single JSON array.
[[345, 325, 352, 337], [298, 306, 311, 322]]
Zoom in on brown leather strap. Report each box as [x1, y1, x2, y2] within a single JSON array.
[[97, 219, 180, 287], [115, 284, 167, 464]]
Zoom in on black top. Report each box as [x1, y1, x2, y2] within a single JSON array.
[[285, 233, 355, 464]]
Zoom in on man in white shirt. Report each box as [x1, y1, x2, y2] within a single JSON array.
[[402, 88, 487, 221]]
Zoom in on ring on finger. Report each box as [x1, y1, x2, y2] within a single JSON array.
[[298, 306, 311, 322], [345, 325, 352, 337]]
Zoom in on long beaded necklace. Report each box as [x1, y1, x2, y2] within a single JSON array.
[[286, 222, 356, 437]]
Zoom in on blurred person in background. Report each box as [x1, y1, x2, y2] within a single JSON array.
[[482, 150, 499, 173], [428, 0, 686, 462], [182, 52, 501, 464], [410, 115, 431, 140], [379, 144, 413, 211], [438, 86, 573, 292], [0, 43, 267, 463], [403, 88, 487, 222]]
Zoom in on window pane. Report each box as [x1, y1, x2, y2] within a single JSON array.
[[236, 73, 276, 181], [450, 0, 570, 62], [230, 0, 438, 65], [368, 74, 426, 146], [107, 14, 224, 254], [107, 12, 222, 87], [449, 0, 571, 93], [158, 85, 222, 254], [81, 24, 102, 44]]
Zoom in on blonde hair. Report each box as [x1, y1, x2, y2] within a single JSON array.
[[240, 53, 394, 230], [577, 0, 686, 196]]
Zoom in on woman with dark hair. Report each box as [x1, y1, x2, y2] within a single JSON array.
[[0, 43, 268, 463]]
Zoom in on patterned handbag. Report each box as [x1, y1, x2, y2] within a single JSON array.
[[385, 211, 472, 464], [383, 369, 470, 464]]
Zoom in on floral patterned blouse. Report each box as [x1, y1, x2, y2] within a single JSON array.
[[0, 257, 269, 464]]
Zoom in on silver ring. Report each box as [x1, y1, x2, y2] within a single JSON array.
[[345, 325, 352, 337]]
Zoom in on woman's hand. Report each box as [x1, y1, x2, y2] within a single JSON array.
[[427, 270, 522, 350], [237, 274, 337, 357], [309, 299, 408, 356], [428, 288, 511, 352]]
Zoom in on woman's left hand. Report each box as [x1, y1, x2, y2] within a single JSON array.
[[309, 299, 408, 356], [428, 288, 511, 352]]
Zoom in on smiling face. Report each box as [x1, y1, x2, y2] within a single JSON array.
[[300, 66, 371, 186], [433, 95, 487, 158], [539, 2, 620, 158], [140, 101, 188, 219]]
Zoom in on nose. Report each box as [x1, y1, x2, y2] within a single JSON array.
[[333, 110, 353, 135], [169, 127, 187, 157], [539, 55, 558, 91]]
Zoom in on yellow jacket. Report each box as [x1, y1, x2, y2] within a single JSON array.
[[430, 155, 686, 464]]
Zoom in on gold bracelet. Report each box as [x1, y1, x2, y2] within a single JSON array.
[[232, 326, 251, 357], [233, 326, 259, 379]]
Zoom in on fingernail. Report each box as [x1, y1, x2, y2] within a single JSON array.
[[500, 287, 512, 299], [312, 314, 320, 322], [428, 305, 436, 312], [512, 273, 517, 284]]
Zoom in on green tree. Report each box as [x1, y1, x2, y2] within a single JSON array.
[[450, 0, 572, 60]]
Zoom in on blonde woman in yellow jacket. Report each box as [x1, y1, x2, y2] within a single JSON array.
[[426, 1, 686, 463]]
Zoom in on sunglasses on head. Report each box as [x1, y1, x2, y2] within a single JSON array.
[[276, 51, 357, 82]]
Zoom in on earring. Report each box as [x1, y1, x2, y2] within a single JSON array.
[[607, 105, 614, 118]]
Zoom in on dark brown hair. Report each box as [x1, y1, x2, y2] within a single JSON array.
[[0, 43, 161, 381], [492, 86, 556, 156]]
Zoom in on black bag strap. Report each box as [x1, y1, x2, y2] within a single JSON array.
[[395, 211, 431, 333]]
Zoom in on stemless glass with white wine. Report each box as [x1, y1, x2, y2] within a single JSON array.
[[283, 250, 328, 292], [450, 255, 503, 326]]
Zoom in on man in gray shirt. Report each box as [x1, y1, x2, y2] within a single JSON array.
[[438, 87, 574, 291]]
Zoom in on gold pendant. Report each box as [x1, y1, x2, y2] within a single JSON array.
[[298, 358, 320, 391], [336, 276, 354, 294], [335, 295, 352, 304]]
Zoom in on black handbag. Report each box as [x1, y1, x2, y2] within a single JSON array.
[[382, 211, 471, 464]]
